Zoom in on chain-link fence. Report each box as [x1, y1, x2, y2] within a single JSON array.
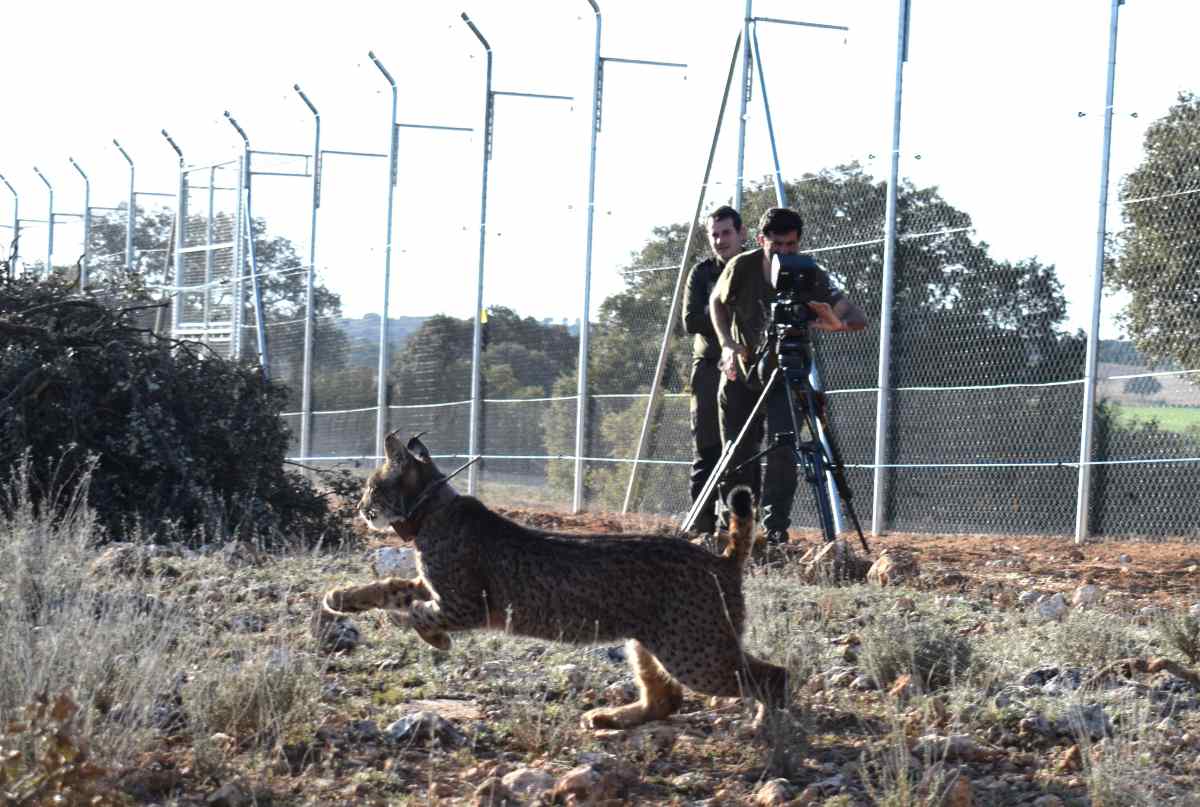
[[12, 1, 1196, 541]]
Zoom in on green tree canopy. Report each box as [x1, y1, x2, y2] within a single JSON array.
[[584, 165, 1083, 397], [1108, 92, 1200, 373], [551, 165, 1086, 508], [390, 305, 577, 405]]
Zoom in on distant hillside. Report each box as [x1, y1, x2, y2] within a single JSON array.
[[335, 313, 583, 369], [1097, 339, 1146, 366], [337, 315, 427, 367]]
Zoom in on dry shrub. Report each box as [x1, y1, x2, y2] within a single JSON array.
[[186, 648, 318, 746], [1154, 610, 1200, 666], [859, 614, 971, 692], [0, 690, 123, 806]]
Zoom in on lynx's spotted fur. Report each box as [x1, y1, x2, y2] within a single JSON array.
[[320, 432, 787, 728]]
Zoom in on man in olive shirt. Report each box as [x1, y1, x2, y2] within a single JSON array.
[[709, 207, 867, 544], [681, 205, 746, 534]]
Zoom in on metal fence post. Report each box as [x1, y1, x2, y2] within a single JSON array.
[[1075, 0, 1124, 544], [749, 22, 786, 207], [0, 175, 16, 274], [294, 85, 321, 465], [461, 13, 572, 496], [623, 33, 742, 512], [32, 167, 52, 277], [461, 15, 494, 496], [112, 140, 135, 272], [205, 165, 215, 338], [231, 151, 246, 358], [368, 52, 398, 463], [575, 1, 686, 513], [871, 0, 911, 536], [68, 158, 90, 288], [575, 0, 603, 514], [162, 130, 186, 333], [734, 0, 753, 211], [224, 111, 270, 379]]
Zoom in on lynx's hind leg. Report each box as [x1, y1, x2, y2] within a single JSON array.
[[582, 640, 684, 729], [653, 634, 788, 727]]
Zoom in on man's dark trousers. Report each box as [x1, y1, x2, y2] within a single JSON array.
[[689, 357, 721, 533], [717, 373, 797, 533]]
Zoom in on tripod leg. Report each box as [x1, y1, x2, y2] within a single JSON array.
[[807, 444, 838, 543], [680, 369, 779, 533], [782, 378, 837, 543]]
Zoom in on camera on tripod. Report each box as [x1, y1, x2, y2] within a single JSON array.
[[751, 254, 823, 386]]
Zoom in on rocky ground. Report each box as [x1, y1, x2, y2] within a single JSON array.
[[10, 508, 1200, 806]]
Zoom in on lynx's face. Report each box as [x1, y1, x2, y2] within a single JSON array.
[[358, 469, 404, 531], [357, 431, 436, 532]]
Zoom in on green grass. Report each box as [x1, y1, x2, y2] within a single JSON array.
[[1113, 403, 1200, 434]]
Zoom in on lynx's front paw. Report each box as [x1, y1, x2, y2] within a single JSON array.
[[386, 611, 452, 651]]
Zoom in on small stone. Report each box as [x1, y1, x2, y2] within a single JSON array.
[[753, 778, 793, 806], [1032, 796, 1066, 807], [913, 733, 985, 762], [851, 674, 876, 691], [501, 767, 556, 798], [209, 732, 235, 750], [473, 777, 510, 807], [1057, 744, 1082, 772], [385, 710, 466, 746], [672, 771, 707, 789], [604, 680, 637, 704], [1018, 714, 1053, 737], [372, 546, 417, 577], [554, 764, 617, 803], [557, 663, 586, 690], [867, 549, 920, 586], [1018, 591, 1040, 607], [1117, 554, 1132, 564], [796, 784, 823, 804], [1035, 593, 1069, 621], [1056, 704, 1111, 740], [828, 668, 858, 688], [207, 783, 248, 807], [1072, 584, 1102, 607], [346, 719, 381, 741]]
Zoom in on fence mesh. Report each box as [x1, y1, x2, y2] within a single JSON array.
[[35, 2, 1198, 541], [1085, 1, 1200, 538]]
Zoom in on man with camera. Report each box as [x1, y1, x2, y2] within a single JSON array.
[[681, 205, 747, 535], [709, 207, 867, 545]]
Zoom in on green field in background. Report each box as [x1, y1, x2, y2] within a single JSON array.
[[1113, 403, 1200, 434]]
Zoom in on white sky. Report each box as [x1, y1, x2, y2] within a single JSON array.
[[1, 0, 1195, 338]]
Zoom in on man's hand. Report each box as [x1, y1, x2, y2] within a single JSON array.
[[720, 344, 750, 381], [806, 301, 847, 332]]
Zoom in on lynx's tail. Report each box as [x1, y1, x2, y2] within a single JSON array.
[[725, 485, 757, 571]]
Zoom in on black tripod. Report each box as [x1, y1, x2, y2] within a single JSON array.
[[682, 318, 870, 553]]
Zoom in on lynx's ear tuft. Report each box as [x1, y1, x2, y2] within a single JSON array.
[[407, 432, 432, 463], [384, 430, 409, 463]]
